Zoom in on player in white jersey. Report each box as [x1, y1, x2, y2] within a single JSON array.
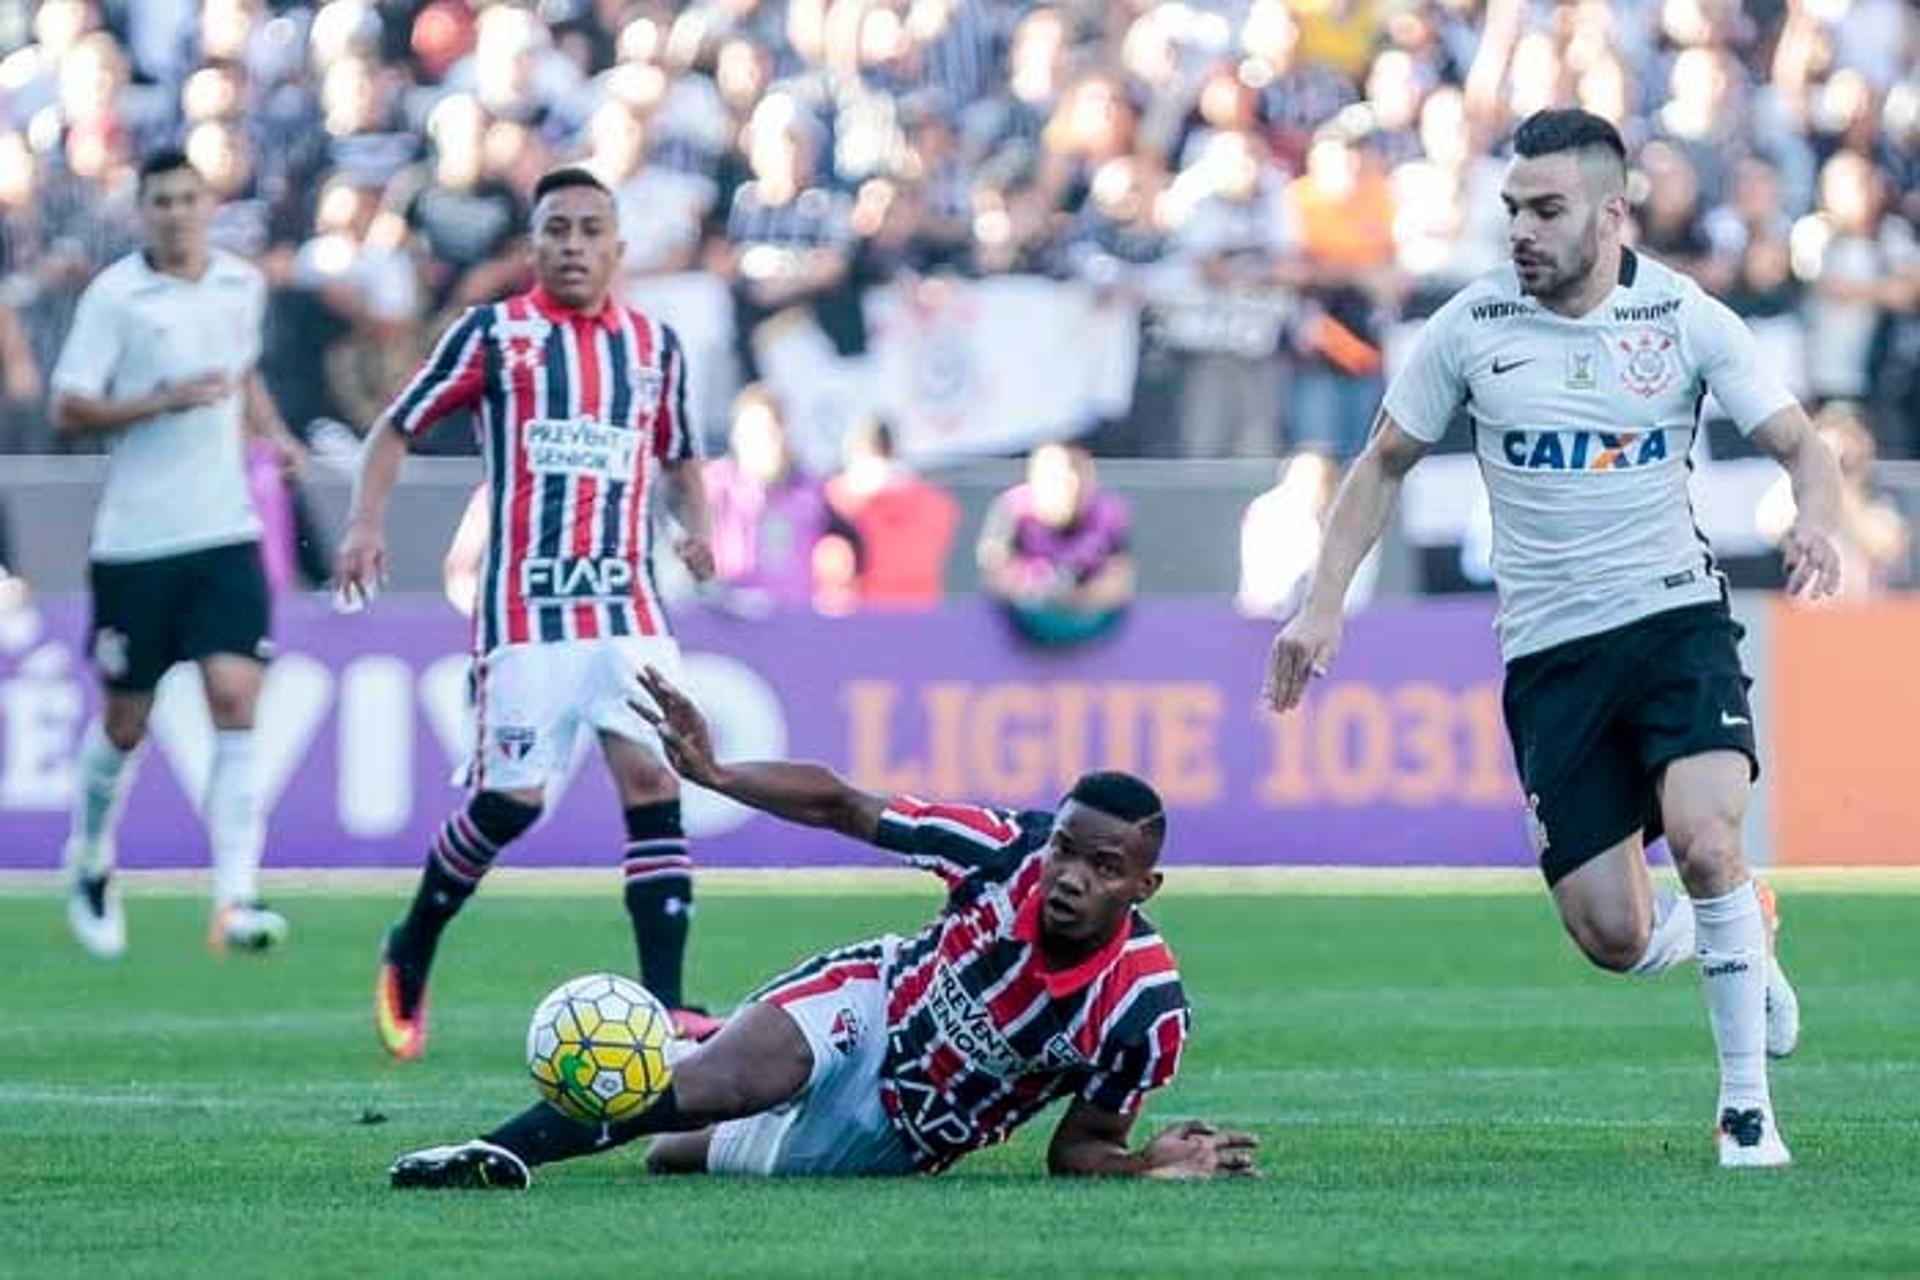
[[1262, 111, 1844, 1169], [48, 149, 308, 958]]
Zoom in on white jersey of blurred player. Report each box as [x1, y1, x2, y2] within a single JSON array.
[[1263, 110, 1843, 1170], [47, 151, 307, 958]]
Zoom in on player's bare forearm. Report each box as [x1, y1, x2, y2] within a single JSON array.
[[1048, 1104, 1257, 1179], [1300, 416, 1420, 617], [661, 456, 711, 540], [703, 760, 887, 842], [242, 370, 292, 442], [1758, 407, 1842, 532], [51, 385, 204, 436], [1751, 406, 1845, 596], [345, 417, 409, 533]]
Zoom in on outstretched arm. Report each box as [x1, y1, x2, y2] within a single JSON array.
[[334, 416, 409, 606], [1750, 407, 1842, 599], [632, 665, 886, 842], [1262, 413, 1430, 711], [1047, 1099, 1259, 1179]]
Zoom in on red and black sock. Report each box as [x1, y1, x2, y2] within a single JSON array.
[[387, 791, 540, 1015], [621, 800, 693, 1009]]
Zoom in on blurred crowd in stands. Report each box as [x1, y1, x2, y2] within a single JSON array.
[[0, 0, 1912, 625]]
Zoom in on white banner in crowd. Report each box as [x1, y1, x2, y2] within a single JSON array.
[[630, 274, 1141, 468]]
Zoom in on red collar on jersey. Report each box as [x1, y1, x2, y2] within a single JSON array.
[[1012, 888, 1134, 998], [526, 284, 622, 332]]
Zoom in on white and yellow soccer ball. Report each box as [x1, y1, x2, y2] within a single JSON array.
[[526, 974, 674, 1124]]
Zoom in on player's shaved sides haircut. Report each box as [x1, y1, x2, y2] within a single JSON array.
[[1513, 108, 1627, 195], [136, 147, 201, 193], [532, 165, 613, 207], [1067, 771, 1167, 855]]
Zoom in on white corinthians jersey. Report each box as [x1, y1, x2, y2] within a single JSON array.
[[1384, 249, 1795, 660], [50, 250, 266, 562]]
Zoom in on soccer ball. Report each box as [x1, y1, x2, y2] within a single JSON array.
[[525, 973, 674, 1125]]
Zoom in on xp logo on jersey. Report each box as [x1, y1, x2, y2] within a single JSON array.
[[522, 556, 634, 600], [1617, 328, 1678, 398], [494, 726, 537, 761], [1500, 429, 1670, 470]]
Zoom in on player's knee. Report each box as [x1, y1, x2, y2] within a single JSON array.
[[102, 715, 147, 752], [616, 756, 679, 803], [1569, 912, 1650, 973], [1665, 813, 1743, 877], [203, 685, 255, 728], [470, 790, 543, 845]]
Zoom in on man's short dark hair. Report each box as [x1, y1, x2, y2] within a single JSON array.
[[1512, 109, 1627, 169], [136, 148, 201, 192], [532, 166, 612, 206], [1067, 771, 1167, 850]]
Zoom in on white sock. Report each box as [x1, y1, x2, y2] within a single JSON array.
[[1629, 890, 1696, 977], [66, 720, 141, 879], [1694, 882, 1770, 1113], [206, 729, 265, 907]]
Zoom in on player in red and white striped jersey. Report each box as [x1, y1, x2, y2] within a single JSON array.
[[388, 668, 1257, 1189], [336, 168, 722, 1061]]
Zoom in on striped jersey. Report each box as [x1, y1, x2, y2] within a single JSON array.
[[384, 286, 695, 654], [867, 797, 1189, 1172]]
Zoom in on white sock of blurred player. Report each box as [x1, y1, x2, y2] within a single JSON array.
[[63, 719, 140, 956], [64, 718, 141, 881], [204, 728, 285, 949], [1693, 881, 1785, 1163]]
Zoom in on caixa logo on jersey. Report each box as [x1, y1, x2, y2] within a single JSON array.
[[1500, 429, 1670, 471], [522, 556, 634, 600]]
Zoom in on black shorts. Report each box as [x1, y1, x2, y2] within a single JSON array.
[[1502, 601, 1758, 885], [88, 541, 272, 693]]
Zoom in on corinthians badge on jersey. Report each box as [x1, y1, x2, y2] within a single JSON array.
[[1617, 328, 1678, 398]]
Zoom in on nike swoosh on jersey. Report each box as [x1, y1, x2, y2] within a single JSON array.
[[1491, 357, 1534, 375]]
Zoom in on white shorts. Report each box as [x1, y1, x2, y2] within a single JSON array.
[[707, 938, 921, 1177], [469, 636, 681, 793]]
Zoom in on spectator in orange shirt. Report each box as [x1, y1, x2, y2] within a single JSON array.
[[825, 418, 960, 609], [1285, 127, 1400, 461]]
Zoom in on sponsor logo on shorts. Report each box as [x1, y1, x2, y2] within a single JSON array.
[[1702, 959, 1751, 979], [1720, 711, 1750, 728], [494, 725, 537, 761], [92, 627, 129, 680], [1524, 793, 1550, 855]]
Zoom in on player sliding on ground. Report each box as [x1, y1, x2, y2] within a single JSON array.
[[388, 667, 1257, 1187], [1262, 109, 1842, 1169]]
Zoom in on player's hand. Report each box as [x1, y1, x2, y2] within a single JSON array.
[[1141, 1121, 1260, 1180], [631, 664, 722, 787], [333, 522, 387, 613], [163, 372, 233, 412], [1262, 608, 1342, 713], [1781, 517, 1841, 599], [676, 533, 716, 582]]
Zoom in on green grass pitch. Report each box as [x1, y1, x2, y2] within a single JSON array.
[[2, 879, 1917, 1278]]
